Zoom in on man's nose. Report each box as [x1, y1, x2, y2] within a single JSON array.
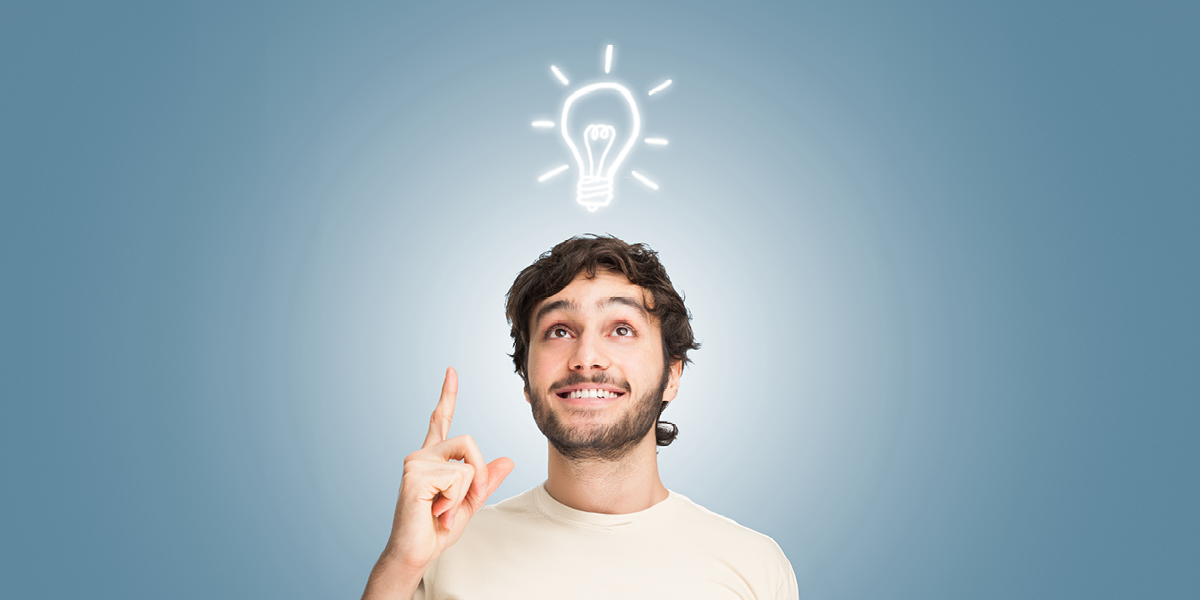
[[569, 331, 609, 371]]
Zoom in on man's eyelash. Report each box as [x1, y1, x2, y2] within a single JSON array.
[[544, 325, 572, 338], [542, 323, 638, 337]]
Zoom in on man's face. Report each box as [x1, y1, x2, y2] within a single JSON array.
[[524, 269, 682, 461]]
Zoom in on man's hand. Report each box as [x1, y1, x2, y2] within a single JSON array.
[[363, 367, 514, 599]]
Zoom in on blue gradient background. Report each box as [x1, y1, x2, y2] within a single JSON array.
[[2, 1, 1197, 598]]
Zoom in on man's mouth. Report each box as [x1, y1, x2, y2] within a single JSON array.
[[554, 384, 627, 400]]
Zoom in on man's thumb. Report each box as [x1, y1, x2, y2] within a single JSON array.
[[484, 457, 514, 499]]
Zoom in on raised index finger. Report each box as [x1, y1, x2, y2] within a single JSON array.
[[422, 367, 458, 449]]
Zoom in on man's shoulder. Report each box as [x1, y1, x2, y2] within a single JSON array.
[[668, 493, 797, 597], [667, 492, 790, 559]]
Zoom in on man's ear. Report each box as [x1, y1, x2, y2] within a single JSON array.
[[522, 378, 531, 404], [663, 358, 683, 403]]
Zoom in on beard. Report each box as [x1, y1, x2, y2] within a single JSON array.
[[528, 365, 670, 462]]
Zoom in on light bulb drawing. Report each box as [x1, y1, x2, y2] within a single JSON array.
[[561, 83, 640, 211], [533, 44, 672, 212], [579, 124, 618, 204]]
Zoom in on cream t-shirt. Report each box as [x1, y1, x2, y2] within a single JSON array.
[[416, 483, 798, 599]]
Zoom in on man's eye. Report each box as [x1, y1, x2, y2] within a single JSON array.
[[548, 326, 571, 338], [613, 325, 634, 337]]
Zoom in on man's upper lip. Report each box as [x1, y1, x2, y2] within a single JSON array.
[[554, 383, 626, 396]]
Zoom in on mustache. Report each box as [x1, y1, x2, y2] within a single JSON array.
[[549, 372, 631, 393]]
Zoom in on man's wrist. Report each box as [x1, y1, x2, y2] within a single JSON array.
[[362, 550, 427, 600]]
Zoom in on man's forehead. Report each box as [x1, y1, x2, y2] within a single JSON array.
[[536, 295, 647, 316], [533, 272, 653, 322]]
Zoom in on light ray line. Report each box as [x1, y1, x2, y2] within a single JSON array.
[[605, 45, 613, 73], [550, 65, 569, 86], [538, 164, 570, 182], [644, 138, 668, 145], [631, 171, 659, 190], [532, 120, 555, 128], [648, 79, 672, 96]]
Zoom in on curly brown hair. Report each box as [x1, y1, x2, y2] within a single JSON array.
[[505, 234, 700, 446]]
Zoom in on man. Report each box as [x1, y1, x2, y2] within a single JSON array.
[[363, 235, 798, 599]]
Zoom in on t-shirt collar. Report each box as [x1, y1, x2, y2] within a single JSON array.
[[532, 481, 676, 528]]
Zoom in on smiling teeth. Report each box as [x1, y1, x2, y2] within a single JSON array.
[[568, 389, 619, 399]]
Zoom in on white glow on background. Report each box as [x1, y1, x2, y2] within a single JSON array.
[[630, 170, 659, 189], [537, 164, 569, 181], [605, 44, 613, 73], [648, 79, 672, 95], [550, 65, 569, 85], [644, 137, 668, 145], [531, 120, 554, 128]]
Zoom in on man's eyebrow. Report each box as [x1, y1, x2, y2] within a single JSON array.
[[598, 296, 649, 318], [534, 299, 580, 326]]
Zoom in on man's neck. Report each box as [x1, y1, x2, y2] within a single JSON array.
[[543, 434, 669, 514]]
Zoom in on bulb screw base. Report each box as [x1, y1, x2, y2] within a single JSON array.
[[577, 176, 614, 212]]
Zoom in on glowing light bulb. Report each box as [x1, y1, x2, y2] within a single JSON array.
[[533, 46, 670, 209], [560, 82, 641, 212]]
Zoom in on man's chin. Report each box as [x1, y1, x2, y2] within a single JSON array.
[[538, 414, 628, 452], [547, 431, 643, 461], [530, 387, 662, 461], [548, 415, 613, 439]]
